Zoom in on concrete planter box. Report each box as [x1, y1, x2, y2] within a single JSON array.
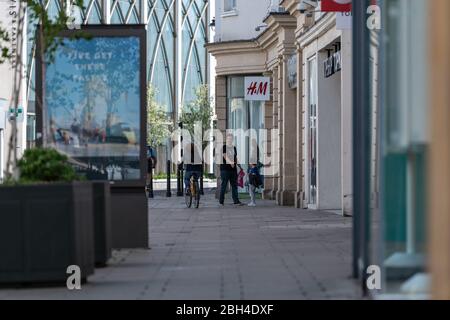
[[0, 182, 95, 285], [92, 182, 112, 267]]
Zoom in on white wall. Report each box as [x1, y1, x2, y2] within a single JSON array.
[[317, 50, 342, 210], [0, 0, 28, 177], [214, 0, 271, 42], [341, 29, 353, 215]]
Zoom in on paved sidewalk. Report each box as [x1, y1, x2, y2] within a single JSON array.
[[0, 192, 361, 300]]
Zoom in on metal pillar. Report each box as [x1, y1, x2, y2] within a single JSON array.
[[166, 160, 172, 197], [352, 0, 371, 295], [148, 172, 154, 198], [200, 170, 204, 195]]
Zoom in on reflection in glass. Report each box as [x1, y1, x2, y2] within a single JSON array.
[[44, 36, 141, 181]]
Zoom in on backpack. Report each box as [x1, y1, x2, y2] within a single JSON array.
[[249, 172, 262, 187]]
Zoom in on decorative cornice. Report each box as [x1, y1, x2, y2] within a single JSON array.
[[280, 0, 300, 16], [257, 13, 297, 51], [206, 40, 262, 56]]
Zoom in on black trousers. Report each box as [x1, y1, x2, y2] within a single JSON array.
[[219, 170, 239, 204]]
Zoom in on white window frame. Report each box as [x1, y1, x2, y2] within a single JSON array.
[[223, 0, 238, 17]]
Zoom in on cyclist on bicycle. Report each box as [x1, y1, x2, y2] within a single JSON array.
[[183, 142, 203, 195]]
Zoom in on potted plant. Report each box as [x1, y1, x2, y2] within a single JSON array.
[[0, 148, 95, 285]]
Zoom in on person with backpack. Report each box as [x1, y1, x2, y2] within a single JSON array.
[[247, 162, 263, 207]]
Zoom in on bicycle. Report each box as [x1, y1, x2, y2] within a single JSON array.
[[185, 172, 200, 208]]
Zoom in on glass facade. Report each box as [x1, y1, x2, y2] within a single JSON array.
[[26, 0, 209, 125]]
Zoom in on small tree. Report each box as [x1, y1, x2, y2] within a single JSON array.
[[179, 85, 214, 147], [147, 86, 172, 148], [0, 26, 11, 64], [0, 1, 87, 180]]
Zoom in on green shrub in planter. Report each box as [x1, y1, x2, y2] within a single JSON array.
[[17, 148, 79, 183]]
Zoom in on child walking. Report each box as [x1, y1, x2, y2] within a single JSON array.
[[247, 163, 262, 207]]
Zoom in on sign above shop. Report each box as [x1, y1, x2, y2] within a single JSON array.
[[321, 0, 352, 12], [324, 51, 342, 78], [245, 77, 270, 101], [336, 12, 352, 30], [288, 55, 297, 89], [322, 0, 379, 12]]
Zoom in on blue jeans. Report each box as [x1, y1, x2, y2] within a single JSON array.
[[219, 170, 239, 204], [185, 171, 201, 190]]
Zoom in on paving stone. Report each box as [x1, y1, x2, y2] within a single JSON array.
[[0, 191, 361, 300]]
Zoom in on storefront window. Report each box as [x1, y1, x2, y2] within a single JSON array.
[[227, 76, 265, 190]]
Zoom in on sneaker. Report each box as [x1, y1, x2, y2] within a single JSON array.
[[234, 201, 245, 206], [248, 202, 256, 207], [219, 202, 224, 206]]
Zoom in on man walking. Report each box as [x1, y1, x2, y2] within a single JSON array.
[[219, 133, 244, 206]]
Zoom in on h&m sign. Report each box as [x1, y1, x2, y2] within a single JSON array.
[[323, 51, 342, 78], [245, 77, 270, 101]]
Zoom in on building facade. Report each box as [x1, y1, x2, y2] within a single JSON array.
[[0, 0, 213, 179], [207, 0, 357, 213], [209, 0, 450, 300], [0, 0, 28, 181]]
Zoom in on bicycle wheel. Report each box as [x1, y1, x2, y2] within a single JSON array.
[[194, 180, 200, 208], [185, 188, 192, 208]]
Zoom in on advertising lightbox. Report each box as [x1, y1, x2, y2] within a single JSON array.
[[36, 26, 147, 185]]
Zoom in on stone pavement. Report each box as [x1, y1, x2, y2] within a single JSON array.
[[0, 192, 361, 300]]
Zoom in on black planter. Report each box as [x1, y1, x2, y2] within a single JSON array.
[[92, 182, 112, 267], [0, 182, 95, 285]]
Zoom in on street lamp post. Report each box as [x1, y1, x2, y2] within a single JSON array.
[[177, 121, 184, 196], [200, 165, 204, 195], [166, 159, 172, 197]]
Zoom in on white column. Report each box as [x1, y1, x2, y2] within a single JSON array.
[[102, 0, 111, 24], [140, 0, 148, 25], [176, 0, 183, 116]]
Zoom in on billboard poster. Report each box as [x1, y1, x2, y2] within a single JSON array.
[[42, 31, 145, 182]]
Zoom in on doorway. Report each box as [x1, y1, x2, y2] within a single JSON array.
[[307, 57, 318, 208]]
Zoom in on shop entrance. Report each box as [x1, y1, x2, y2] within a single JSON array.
[[227, 76, 265, 192], [307, 57, 318, 208], [305, 45, 343, 211], [317, 46, 342, 211]]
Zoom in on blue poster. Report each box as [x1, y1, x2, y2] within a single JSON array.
[[44, 36, 141, 181]]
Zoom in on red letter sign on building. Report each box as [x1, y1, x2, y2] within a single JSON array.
[[244, 77, 270, 101], [321, 0, 352, 12], [321, 0, 378, 12]]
